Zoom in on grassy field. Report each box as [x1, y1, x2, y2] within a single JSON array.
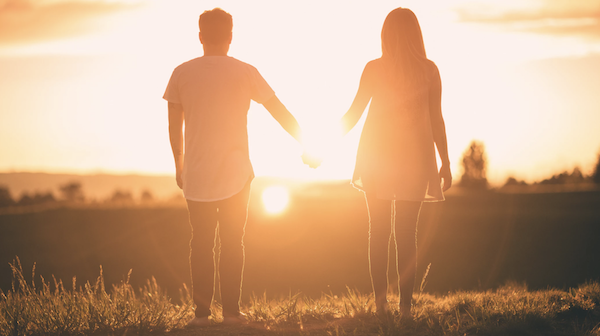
[[2, 257, 600, 336], [1, 187, 599, 299], [1, 186, 600, 334]]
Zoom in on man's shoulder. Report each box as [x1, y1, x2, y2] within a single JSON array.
[[173, 57, 203, 70], [227, 57, 260, 72], [174, 56, 259, 72]]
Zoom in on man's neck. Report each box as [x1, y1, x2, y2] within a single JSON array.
[[203, 44, 229, 56]]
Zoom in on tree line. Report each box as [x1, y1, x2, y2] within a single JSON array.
[[458, 140, 600, 189], [0, 181, 156, 208], [2, 141, 600, 207]]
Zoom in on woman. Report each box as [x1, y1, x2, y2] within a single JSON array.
[[340, 8, 452, 317]]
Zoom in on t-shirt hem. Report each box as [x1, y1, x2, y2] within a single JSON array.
[[184, 189, 246, 202], [184, 175, 254, 202]]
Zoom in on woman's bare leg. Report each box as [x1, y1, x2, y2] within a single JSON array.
[[394, 200, 422, 316], [365, 193, 394, 311]]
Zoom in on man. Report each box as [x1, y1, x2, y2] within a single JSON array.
[[163, 8, 303, 326]]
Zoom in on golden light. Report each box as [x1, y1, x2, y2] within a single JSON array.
[[262, 186, 289, 214], [301, 121, 345, 167]]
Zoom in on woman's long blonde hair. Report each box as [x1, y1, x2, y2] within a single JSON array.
[[381, 8, 430, 88]]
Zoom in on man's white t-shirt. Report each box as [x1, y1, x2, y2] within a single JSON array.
[[163, 56, 275, 201]]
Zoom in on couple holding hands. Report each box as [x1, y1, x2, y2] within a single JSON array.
[[163, 7, 452, 327]]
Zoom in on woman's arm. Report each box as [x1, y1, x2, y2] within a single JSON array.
[[429, 63, 452, 191], [340, 63, 374, 136]]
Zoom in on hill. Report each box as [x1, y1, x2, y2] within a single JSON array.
[[0, 172, 182, 200], [0, 172, 358, 202]]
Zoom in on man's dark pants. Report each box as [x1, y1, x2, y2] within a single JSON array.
[[186, 180, 251, 318]]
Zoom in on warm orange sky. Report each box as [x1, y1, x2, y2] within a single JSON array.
[[1, 0, 599, 185]]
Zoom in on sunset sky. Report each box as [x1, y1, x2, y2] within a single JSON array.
[[1, 0, 599, 186]]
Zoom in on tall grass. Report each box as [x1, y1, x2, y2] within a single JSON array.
[[1, 258, 599, 335], [0, 258, 192, 335]]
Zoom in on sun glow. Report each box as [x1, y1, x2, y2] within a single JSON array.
[[262, 186, 289, 214], [1, 1, 600, 185], [302, 121, 344, 165]]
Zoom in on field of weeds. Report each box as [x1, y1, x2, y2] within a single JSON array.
[[2, 258, 600, 336]]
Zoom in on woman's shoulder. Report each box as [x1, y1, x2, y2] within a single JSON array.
[[362, 58, 384, 78], [366, 58, 383, 68], [425, 60, 440, 77]]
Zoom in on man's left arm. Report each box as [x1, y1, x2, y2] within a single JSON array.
[[168, 102, 185, 189]]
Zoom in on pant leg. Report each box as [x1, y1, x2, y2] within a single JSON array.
[[365, 193, 394, 305], [186, 200, 219, 318], [215, 181, 251, 317], [394, 200, 422, 308]]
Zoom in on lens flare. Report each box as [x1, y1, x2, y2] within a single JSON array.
[[262, 186, 289, 214]]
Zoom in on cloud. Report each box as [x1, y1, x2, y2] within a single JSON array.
[[0, 0, 141, 45], [455, 0, 600, 39]]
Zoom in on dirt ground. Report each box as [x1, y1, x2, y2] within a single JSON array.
[[156, 317, 375, 336]]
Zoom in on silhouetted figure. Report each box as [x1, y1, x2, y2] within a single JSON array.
[[163, 8, 303, 327], [340, 8, 452, 318]]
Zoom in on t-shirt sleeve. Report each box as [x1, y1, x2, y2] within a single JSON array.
[[163, 67, 181, 104], [248, 66, 275, 104]]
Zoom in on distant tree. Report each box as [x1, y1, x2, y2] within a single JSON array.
[[33, 192, 56, 205], [540, 167, 587, 185], [18, 193, 35, 206], [593, 151, 600, 184], [109, 190, 134, 205], [569, 167, 585, 184], [16, 191, 56, 207], [140, 189, 154, 203], [504, 176, 527, 187], [540, 173, 563, 185], [459, 140, 488, 189], [60, 181, 85, 203], [0, 186, 15, 207]]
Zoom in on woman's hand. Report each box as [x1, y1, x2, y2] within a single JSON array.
[[439, 164, 452, 192]]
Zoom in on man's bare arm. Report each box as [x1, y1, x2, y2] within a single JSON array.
[[168, 102, 185, 189], [263, 95, 302, 143]]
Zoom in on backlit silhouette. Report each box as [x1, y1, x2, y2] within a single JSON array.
[[339, 7, 452, 317], [163, 8, 306, 327]]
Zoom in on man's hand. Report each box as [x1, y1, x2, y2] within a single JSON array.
[[176, 168, 184, 189]]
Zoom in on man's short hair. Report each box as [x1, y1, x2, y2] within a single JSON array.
[[199, 8, 233, 44]]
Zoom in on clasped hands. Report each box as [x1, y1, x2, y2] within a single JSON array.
[[300, 127, 341, 169], [301, 150, 323, 169]]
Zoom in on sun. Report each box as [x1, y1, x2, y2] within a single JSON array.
[[262, 186, 289, 214]]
